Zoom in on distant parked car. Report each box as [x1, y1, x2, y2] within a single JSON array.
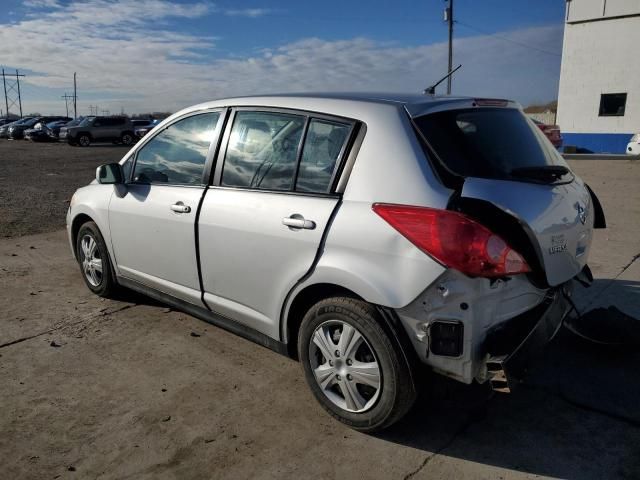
[[24, 119, 71, 142], [0, 117, 34, 138], [60, 116, 135, 147], [24, 125, 50, 142], [626, 133, 640, 155], [0, 118, 17, 127], [532, 119, 563, 149], [134, 119, 159, 139], [8, 116, 71, 139], [47, 119, 78, 139]]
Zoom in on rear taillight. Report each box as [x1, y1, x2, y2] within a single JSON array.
[[372, 204, 530, 277]]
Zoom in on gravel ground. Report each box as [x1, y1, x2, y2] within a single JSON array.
[[1, 141, 639, 479], [0, 141, 125, 238]]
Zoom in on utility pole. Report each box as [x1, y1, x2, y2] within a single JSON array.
[[444, 0, 454, 94], [1, 68, 25, 118], [62, 93, 74, 117], [73, 72, 77, 118], [15, 70, 23, 117], [2, 69, 7, 119]]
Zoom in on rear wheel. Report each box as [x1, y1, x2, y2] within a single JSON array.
[[298, 297, 416, 432], [78, 134, 91, 147], [76, 221, 117, 297]]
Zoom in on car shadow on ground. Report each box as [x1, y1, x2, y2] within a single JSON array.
[[377, 278, 640, 479]]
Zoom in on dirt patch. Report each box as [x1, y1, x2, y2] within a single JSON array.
[[0, 141, 125, 238]]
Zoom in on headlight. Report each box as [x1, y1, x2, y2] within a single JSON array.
[[8, 127, 14, 132]]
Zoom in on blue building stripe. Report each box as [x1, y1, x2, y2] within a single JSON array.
[[562, 133, 632, 154]]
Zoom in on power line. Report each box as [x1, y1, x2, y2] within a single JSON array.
[[456, 20, 562, 57]]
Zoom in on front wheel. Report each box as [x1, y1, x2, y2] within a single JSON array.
[[120, 132, 134, 146], [298, 297, 416, 432], [76, 221, 117, 297]]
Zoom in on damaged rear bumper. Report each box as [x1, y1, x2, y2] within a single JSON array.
[[484, 287, 571, 392], [395, 269, 572, 386]]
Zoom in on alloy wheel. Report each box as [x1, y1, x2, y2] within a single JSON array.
[[80, 234, 103, 287]]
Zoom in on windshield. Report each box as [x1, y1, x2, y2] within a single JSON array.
[[78, 117, 94, 127], [22, 118, 40, 127], [13, 117, 33, 126], [413, 108, 568, 181]]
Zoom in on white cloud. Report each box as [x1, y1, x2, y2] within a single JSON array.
[[224, 8, 272, 17], [0, 0, 563, 115], [22, 0, 61, 8]]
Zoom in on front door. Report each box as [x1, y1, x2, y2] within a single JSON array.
[[198, 109, 355, 338], [109, 111, 223, 305]]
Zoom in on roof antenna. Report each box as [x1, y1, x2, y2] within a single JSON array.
[[423, 64, 462, 95]]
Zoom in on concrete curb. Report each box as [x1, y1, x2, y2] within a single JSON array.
[[562, 153, 640, 160]]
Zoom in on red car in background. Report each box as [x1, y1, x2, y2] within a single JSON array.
[[533, 119, 563, 149]]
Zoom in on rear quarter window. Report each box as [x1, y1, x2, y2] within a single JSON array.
[[296, 119, 350, 193]]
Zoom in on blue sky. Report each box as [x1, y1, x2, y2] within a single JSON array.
[[0, 1, 566, 115]]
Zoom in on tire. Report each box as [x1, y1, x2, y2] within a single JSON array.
[[76, 221, 117, 298], [78, 134, 91, 147], [298, 297, 417, 432], [120, 132, 134, 146]]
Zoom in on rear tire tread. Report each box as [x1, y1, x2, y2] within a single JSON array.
[[298, 296, 416, 432]]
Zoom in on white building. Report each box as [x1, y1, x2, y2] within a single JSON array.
[[557, 0, 639, 153]]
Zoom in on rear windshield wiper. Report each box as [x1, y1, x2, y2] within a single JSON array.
[[510, 165, 570, 182]]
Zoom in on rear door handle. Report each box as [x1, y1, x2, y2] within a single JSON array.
[[282, 215, 316, 230], [170, 202, 191, 214]]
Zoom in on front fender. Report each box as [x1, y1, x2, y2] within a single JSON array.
[[67, 184, 115, 264]]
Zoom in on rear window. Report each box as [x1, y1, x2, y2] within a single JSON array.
[[413, 108, 565, 180]]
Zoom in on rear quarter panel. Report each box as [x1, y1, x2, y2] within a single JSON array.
[[282, 104, 452, 341]]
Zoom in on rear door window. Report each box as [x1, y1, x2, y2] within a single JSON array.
[[221, 111, 305, 191], [413, 108, 566, 180], [296, 119, 350, 193]]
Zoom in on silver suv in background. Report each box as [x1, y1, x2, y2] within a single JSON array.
[[60, 116, 135, 147], [66, 93, 605, 431]]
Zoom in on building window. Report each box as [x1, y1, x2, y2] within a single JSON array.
[[599, 93, 627, 117]]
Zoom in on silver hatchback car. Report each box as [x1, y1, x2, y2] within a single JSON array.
[[67, 93, 605, 431]]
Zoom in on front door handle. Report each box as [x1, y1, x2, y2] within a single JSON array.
[[170, 202, 191, 214], [283, 214, 316, 230]]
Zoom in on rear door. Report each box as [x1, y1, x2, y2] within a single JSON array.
[[412, 105, 595, 286], [109, 110, 223, 305], [92, 118, 109, 141], [198, 108, 355, 338]]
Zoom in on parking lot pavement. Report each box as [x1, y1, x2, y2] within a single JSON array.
[[1, 149, 639, 479], [0, 141, 124, 238]]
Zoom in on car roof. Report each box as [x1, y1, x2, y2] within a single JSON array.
[[185, 92, 520, 118]]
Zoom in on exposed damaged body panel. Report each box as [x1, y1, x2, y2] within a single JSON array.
[[395, 269, 548, 384], [459, 176, 594, 287]]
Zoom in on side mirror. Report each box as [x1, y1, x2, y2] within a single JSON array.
[[96, 163, 124, 184]]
